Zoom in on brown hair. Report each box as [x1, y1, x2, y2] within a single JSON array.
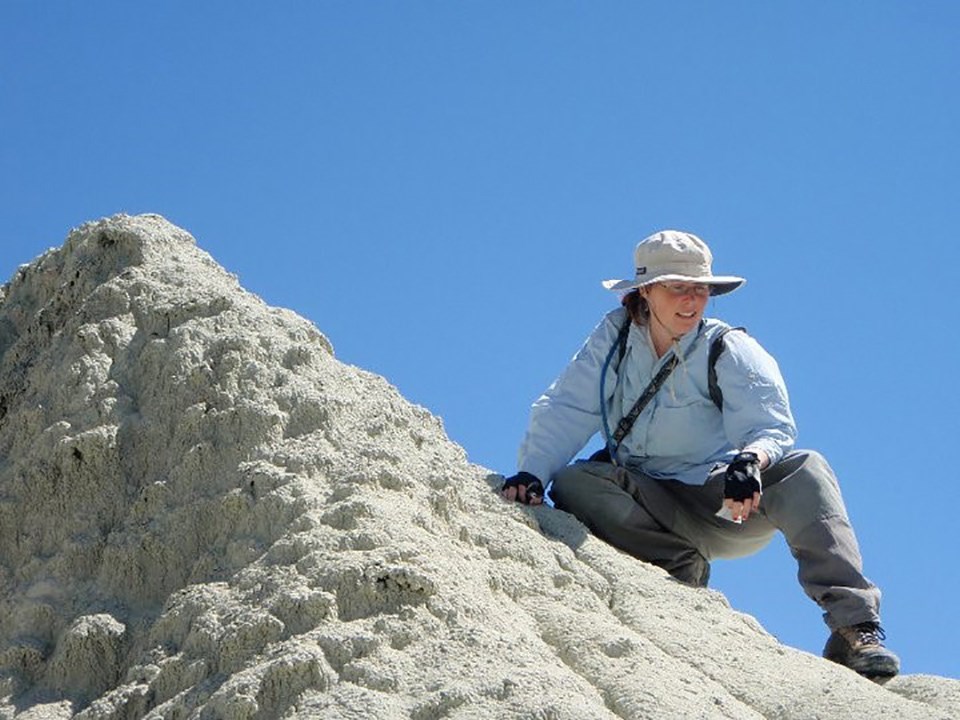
[[621, 289, 649, 326]]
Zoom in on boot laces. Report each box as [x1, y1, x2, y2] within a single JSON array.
[[851, 622, 886, 646]]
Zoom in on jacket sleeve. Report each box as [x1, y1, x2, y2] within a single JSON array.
[[517, 310, 624, 483], [713, 331, 797, 466]]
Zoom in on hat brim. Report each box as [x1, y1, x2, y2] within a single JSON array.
[[602, 274, 746, 296]]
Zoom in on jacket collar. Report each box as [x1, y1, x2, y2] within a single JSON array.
[[640, 319, 707, 365]]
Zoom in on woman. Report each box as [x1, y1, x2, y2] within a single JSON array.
[[500, 230, 899, 680]]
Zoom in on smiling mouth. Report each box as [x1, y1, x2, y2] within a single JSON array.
[[677, 311, 697, 319]]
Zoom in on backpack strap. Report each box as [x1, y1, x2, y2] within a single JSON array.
[[599, 315, 633, 461], [708, 326, 746, 411], [615, 315, 631, 368], [599, 317, 746, 463], [599, 314, 678, 463], [611, 353, 678, 446]]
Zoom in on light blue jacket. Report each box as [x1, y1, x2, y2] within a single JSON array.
[[517, 307, 797, 486]]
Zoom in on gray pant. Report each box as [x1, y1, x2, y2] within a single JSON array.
[[549, 450, 880, 630]]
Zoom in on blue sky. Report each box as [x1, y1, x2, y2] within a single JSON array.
[[3, 2, 958, 679]]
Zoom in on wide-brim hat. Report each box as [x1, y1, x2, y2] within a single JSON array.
[[602, 230, 745, 296]]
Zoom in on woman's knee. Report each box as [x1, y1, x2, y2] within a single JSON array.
[[763, 449, 849, 532], [796, 449, 832, 477], [550, 462, 611, 507], [765, 449, 836, 489], [552, 464, 639, 528], [549, 465, 578, 509]]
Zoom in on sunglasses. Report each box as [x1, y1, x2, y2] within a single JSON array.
[[658, 282, 711, 298]]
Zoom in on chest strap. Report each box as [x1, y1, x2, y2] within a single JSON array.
[[599, 319, 746, 464]]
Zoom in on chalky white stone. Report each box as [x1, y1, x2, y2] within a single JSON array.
[[0, 215, 956, 719]]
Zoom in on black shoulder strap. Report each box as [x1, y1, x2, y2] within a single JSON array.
[[708, 326, 746, 411], [612, 353, 678, 446], [615, 315, 631, 367]]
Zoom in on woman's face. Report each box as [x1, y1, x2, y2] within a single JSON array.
[[643, 282, 711, 339]]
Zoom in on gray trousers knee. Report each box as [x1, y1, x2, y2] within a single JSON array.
[[549, 450, 881, 630]]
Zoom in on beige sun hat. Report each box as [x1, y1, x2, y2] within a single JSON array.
[[602, 230, 745, 296]]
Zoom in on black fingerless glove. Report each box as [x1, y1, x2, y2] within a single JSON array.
[[501, 471, 544, 504], [724, 451, 762, 502]]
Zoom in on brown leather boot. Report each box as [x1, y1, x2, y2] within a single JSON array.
[[823, 622, 900, 681]]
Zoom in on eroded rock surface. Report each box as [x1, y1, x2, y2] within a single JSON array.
[[1, 215, 956, 719]]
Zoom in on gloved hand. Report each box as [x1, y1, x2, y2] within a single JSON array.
[[724, 451, 762, 501], [723, 451, 762, 522], [500, 471, 544, 505]]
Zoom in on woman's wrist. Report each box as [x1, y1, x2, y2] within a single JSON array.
[[742, 447, 770, 470]]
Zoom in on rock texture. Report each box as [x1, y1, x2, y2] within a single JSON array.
[[0, 214, 956, 719]]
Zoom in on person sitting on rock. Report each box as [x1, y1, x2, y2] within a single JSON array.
[[500, 230, 900, 681]]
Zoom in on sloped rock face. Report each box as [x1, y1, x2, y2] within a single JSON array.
[[0, 215, 956, 720]]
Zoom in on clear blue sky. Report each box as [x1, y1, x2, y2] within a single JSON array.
[[3, 2, 958, 679]]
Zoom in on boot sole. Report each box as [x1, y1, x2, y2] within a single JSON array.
[[824, 652, 900, 681]]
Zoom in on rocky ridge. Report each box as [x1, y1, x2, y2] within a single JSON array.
[[0, 215, 957, 719]]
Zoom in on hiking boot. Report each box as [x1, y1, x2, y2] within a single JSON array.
[[823, 622, 900, 680]]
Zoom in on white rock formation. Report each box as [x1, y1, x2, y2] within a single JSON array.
[[0, 214, 956, 719]]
